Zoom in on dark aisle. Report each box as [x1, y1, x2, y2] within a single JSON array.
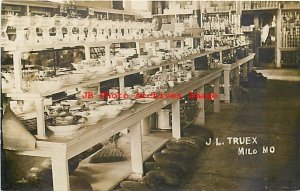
[[184, 79, 300, 191]]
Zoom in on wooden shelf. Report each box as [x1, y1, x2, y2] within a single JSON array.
[[279, 47, 300, 51], [281, 8, 300, 10], [221, 53, 255, 71], [242, 8, 279, 12], [16, 69, 222, 156], [74, 132, 172, 191], [4, 51, 213, 98], [204, 33, 245, 37], [14, 68, 222, 191], [258, 45, 276, 49], [204, 10, 232, 14], [152, 11, 193, 16], [2, 36, 202, 52]]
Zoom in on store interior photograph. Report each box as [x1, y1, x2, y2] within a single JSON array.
[[1, 0, 300, 191]]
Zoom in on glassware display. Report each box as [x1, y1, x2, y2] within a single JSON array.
[[1, 14, 156, 49]]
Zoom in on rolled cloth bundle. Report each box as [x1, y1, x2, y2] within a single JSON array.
[[2, 106, 36, 150]]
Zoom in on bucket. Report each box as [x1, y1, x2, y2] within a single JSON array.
[[157, 109, 172, 130]]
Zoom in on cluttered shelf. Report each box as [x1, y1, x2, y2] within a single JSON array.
[[74, 131, 172, 191], [17, 69, 220, 152]]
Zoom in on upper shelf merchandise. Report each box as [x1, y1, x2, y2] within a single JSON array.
[[242, 1, 281, 10], [281, 10, 300, 48], [201, 11, 242, 35]]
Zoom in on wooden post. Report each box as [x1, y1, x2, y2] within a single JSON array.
[[105, 44, 111, 67], [219, 51, 223, 64], [162, 66, 167, 81], [35, 98, 47, 139], [191, 59, 195, 72], [195, 86, 205, 125], [129, 122, 143, 178], [242, 63, 247, 78], [119, 77, 125, 95], [84, 46, 91, 60], [276, 9, 282, 68], [152, 42, 156, 56], [136, 42, 141, 55], [213, 77, 220, 113], [13, 51, 23, 92], [249, 59, 254, 72], [51, 150, 70, 191], [171, 100, 181, 139], [167, 40, 171, 50], [223, 69, 230, 103], [233, 67, 240, 85]]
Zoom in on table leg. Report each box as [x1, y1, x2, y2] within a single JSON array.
[[234, 67, 240, 86], [34, 98, 47, 139], [249, 59, 254, 72], [194, 86, 205, 125], [171, 100, 181, 139], [51, 152, 70, 191], [129, 122, 143, 178], [213, 77, 220, 113], [223, 69, 230, 103], [242, 63, 247, 79]]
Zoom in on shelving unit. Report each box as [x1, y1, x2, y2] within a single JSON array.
[[220, 53, 255, 102], [12, 68, 222, 190], [241, 3, 300, 68], [279, 8, 300, 68], [3, 21, 225, 189]]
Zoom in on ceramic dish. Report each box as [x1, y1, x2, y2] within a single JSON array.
[[47, 124, 82, 137], [94, 105, 123, 118], [76, 110, 105, 125], [136, 98, 156, 104]]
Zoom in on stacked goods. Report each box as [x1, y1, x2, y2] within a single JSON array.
[[246, 71, 267, 88], [230, 85, 249, 103], [115, 125, 213, 191], [89, 133, 127, 163], [281, 51, 300, 67], [120, 181, 153, 191]]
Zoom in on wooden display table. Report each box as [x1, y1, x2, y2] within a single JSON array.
[[220, 53, 255, 103], [15, 69, 222, 191]]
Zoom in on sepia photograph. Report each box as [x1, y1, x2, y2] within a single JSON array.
[[1, 0, 300, 190]]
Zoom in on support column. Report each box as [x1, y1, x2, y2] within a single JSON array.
[[242, 63, 247, 79], [233, 67, 240, 85], [35, 97, 47, 139], [136, 42, 141, 55], [171, 100, 181, 139], [167, 40, 171, 50], [105, 44, 111, 67], [249, 59, 254, 72], [51, 150, 70, 191], [223, 69, 230, 103], [13, 51, 23, 92], [129, 122, 143, 178], [84, 46, 91, 60], [180, 39, 184, 50], [213, 77, 220, 113], [119, 77, 125, 95], [194, 86, 205, 125]]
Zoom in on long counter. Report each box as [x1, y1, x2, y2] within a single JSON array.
[[16, 68, 222, 191]]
